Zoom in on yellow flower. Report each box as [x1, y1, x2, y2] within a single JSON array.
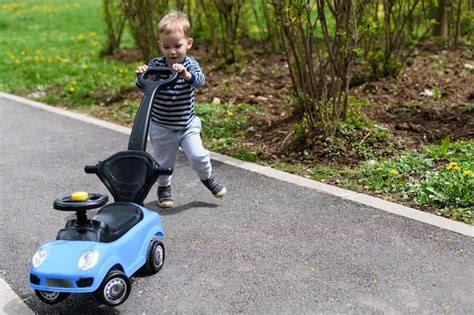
[[226, 111, 234, 117], [376, 167, 384, 172], [389, 169, 398, 175], [68, 86, 75, 92], [447, 162, 459, 170], [463, 170, 471, 176]]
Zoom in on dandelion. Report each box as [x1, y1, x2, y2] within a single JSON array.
[[463, 170, 472, 176], [226, 111, 234, 117], [389, 169, 398, 175], [68, 86, 75, 92], [447, 162, 459, 170]]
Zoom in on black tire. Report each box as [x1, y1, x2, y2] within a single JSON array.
[[35, 290, 70, 304], [95, 270, 131, 307], [145, 239, 165, 274]]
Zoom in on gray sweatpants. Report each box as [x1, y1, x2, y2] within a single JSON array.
[[149, 117, 212, 187]]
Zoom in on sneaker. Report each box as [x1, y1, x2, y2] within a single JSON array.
[[201, 175, 227, 198], [157, 186, 173, 208]]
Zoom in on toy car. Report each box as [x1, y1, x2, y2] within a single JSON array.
[[29, 67, 178, 306]]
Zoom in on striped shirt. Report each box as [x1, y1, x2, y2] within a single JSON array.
[[137, 56, 205, 129]]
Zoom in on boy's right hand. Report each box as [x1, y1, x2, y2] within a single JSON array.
[[135, 64, 148, 74]]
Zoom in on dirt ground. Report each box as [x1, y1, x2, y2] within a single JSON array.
[[194, 44, 474, 168], [113, 43, 473, 172]]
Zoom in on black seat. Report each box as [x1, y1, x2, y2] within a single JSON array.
[[92, 202, 143, 240]]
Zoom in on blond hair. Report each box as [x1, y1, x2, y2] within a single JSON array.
[[158, 10, 191, 37]]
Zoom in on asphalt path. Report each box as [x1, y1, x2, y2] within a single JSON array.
[[1, 95, 473, 314]]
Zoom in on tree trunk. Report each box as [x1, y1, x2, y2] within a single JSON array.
[[433, 0, 449, 39]]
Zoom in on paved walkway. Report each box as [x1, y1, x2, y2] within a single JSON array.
[[1, 93, 473, 314]]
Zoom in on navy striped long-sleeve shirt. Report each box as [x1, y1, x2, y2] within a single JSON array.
[[137, 56, 205, 129]]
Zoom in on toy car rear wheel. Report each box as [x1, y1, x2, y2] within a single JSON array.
[[95, 270, 131, 307], [35, 290, 70, 304], [145, 239, 165, 274]]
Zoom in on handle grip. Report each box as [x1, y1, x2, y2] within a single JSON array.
[[137, 66, 178, 91], [84, 165, 98, 174], [155, 166, 173, 176]]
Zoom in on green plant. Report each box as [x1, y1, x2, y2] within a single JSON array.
[[414, 162, 473, 209], [233, 150, 258, 162], [357, 140, 473, 224], [425, 136, 451, 160], [196, 102, 258, 150]]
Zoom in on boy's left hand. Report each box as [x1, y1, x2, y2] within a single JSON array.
[[172, 63, 192, 81]]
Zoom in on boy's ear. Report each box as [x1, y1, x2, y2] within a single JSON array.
[[187, 37, 193, 49]]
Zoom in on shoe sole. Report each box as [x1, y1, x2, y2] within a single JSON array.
[[158, 201, 174, 208], [213, 187, 227, 198]]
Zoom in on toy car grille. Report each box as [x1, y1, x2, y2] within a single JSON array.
[[76, 277, 94, 288], [30, 274, 40, 285], [46, 278, 73, 288]]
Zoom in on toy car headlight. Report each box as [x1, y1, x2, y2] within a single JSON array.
[[32, 247, 47, 268], [78, 250, 99, 271]]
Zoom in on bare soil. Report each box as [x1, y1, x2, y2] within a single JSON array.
[[110, 43, 473, 182]]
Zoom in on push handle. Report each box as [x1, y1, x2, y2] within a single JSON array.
[[129, 67, 179, 152], [136, 66, 178, 93]]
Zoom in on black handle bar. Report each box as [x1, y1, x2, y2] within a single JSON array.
[[84, 165, 98, 174], [129, 66, 179, 151]]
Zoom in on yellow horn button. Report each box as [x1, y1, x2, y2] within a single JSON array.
[[71, 191, 89, 201]]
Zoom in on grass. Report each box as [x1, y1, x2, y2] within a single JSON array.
[[355, 138, 473, 224], [1, 0, 473, 224], [0, 0, 135, 107]]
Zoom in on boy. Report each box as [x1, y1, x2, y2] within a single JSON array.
[[135, 11, 226, 208]]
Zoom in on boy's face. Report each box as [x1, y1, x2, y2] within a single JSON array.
[[159, 31, 193, 66]]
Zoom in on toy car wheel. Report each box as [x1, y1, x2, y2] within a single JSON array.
[[145, 239, 165, 274], [95, 270, 131, 307], [35, 290, 70, 304]]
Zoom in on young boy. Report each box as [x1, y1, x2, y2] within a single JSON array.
[[135, 10, 226, 208]]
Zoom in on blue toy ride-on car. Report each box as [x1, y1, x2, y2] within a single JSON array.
[[29, 67, 178, 307]]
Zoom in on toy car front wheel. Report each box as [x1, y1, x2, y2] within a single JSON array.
[[145, 239, 165, 274], [95, 270, 131, 307], [35, 290, 70, 304]]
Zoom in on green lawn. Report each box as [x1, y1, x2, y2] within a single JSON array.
[[0, 0, 135, 107]]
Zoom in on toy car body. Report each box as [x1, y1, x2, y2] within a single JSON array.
[[28, 67, 177, 307], [29, 200, 166, 306], [29, 203, 164, 292]]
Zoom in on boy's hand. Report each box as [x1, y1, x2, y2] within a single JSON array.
[[172, 63, 192, 81], [135, 64, 148, 74]]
